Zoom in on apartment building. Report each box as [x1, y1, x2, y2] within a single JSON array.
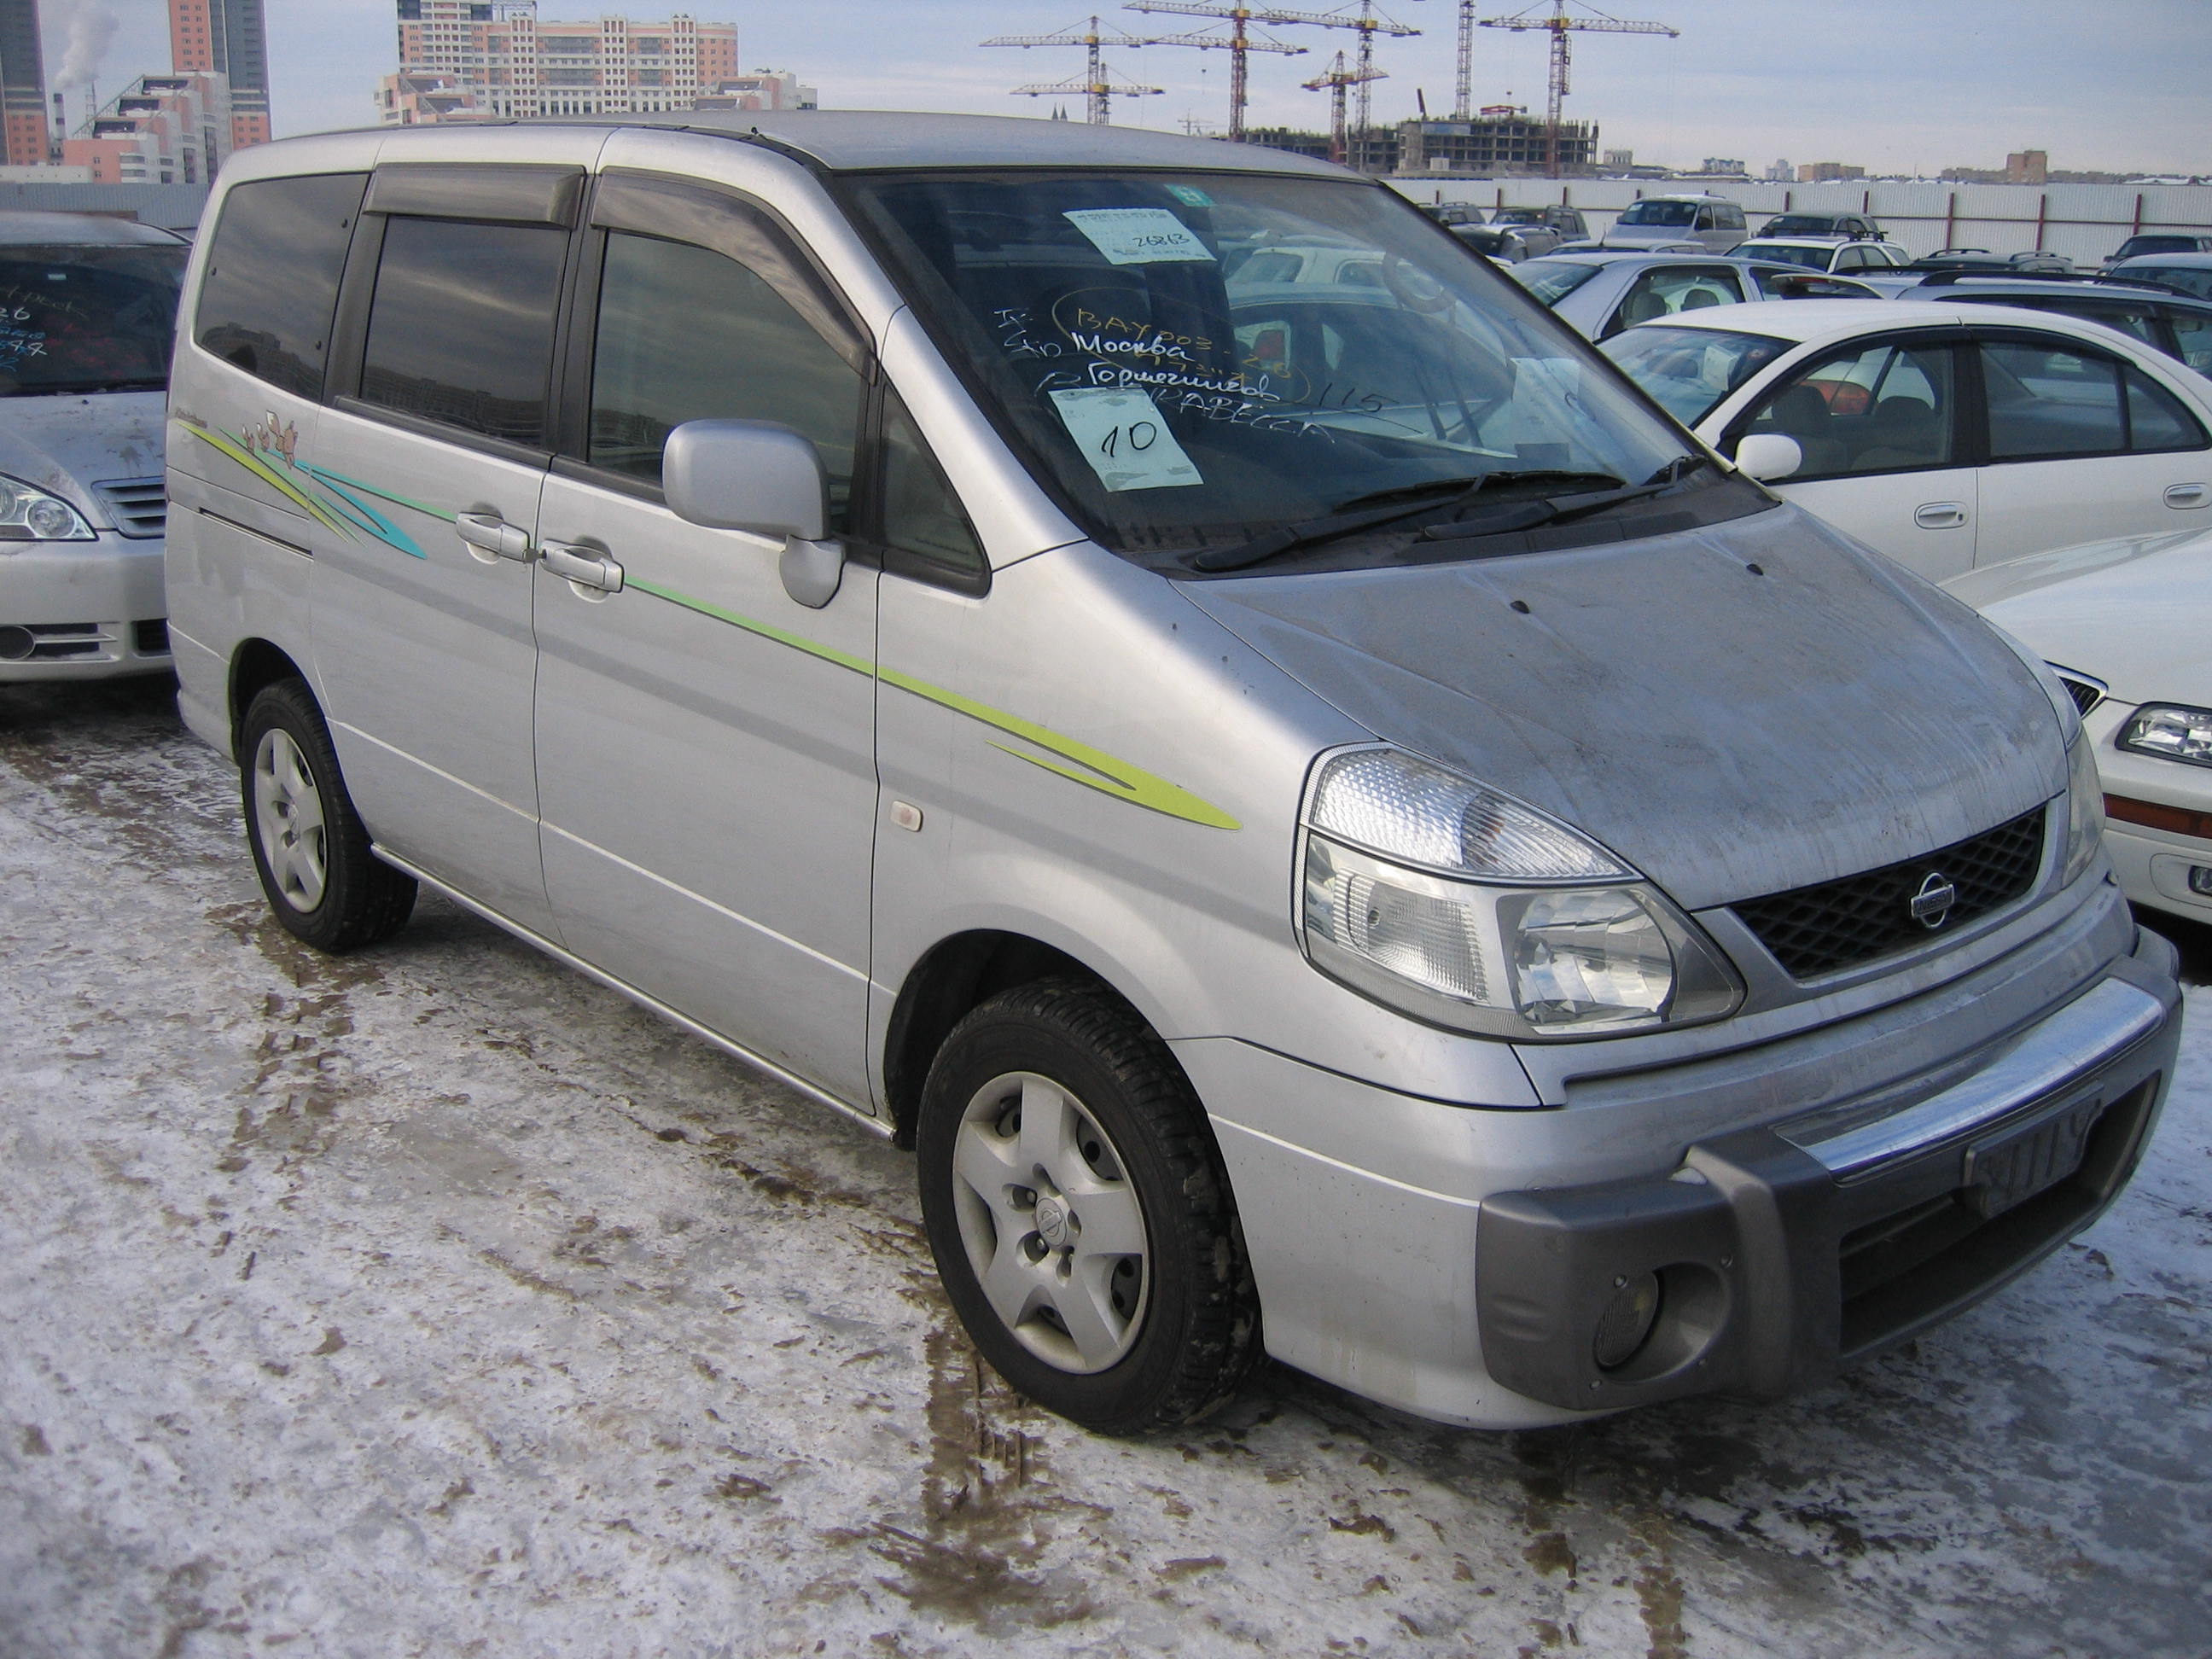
[[61, 72, 231, 186], [169, 0, 271, 150], [0, 0, 48, 166], [387, 3, 740, 121]]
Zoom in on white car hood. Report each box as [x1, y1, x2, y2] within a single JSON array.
[[1943, 527, 2212, 707], [0, 390, 166, 521]]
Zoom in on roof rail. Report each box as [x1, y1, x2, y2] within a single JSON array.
[[1917, 269, 2123, 288]]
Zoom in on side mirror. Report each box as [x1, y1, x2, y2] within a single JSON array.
[[1733, 432, 1802, 482], [664, 418, 828, 541], [662, 419, 844, 608]]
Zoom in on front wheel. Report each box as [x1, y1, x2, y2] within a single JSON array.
[[916, 979, 1258, 1434], [241, 678, 416, 952]]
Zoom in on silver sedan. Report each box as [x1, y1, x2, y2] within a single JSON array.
[[1509, 250, 1881, 339]]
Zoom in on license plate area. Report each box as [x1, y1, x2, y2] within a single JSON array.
[[1959, 1091, 2104, 1220]]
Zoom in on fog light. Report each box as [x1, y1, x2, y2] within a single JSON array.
[[0, 625, 32, 661], [1592, 1270, 1661, 1371]]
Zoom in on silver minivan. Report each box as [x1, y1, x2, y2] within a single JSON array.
[[0, 212, 185, 680], [166, 114, 2181, 1435], [1596, 193, 1749, 254]]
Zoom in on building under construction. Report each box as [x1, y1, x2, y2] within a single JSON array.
[[1246, 110, 1598, 178]]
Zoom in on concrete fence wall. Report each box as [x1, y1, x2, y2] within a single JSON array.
[[1387, 176, 2212, 266]]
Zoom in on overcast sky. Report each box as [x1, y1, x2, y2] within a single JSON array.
[[39, 0, 2212, 176]]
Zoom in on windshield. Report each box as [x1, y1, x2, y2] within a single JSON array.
[[1740, 242, 1825, 270], [1617, 201, 1698, 228], [1507, 259, 1604, 306], [846, 171, 1697, 565], [2118, 236, 2194, 258], [1600, 325, 1793, 427], [0, 243, 187, 394]]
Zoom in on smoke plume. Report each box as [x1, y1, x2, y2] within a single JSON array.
[[55, 2, 120, 91]]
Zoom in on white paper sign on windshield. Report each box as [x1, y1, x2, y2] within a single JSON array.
[[1062, 207, 1215, 265], [1049, 387, 1203, 492]]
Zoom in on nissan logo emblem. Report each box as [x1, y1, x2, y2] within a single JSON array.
[[1910, 870, 1958, 929]]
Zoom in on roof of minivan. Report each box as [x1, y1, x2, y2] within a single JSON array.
[[0, 210, 184, 246], [1624, 297, 2151, 346], [381, 110, 1353, 178]]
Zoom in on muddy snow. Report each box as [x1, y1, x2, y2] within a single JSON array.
[[3, 677, 2207, 1658]]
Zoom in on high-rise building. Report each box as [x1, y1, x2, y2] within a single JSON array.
[[0, 0, 49, 166], [387, 3, 739, 122], [61, 71, 230, 184], [170, 0, 271, 149]]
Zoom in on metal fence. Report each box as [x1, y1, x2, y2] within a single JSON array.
[[1387, 176, 2212, 266]]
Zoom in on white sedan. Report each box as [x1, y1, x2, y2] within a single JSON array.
[[1946, 528, 2212, 928], [1599, 299, 2212, 581]]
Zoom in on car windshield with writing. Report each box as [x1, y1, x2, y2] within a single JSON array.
[[0, 242, 188, 395], [845, 171, 1732, 569], [1599, 324, 1794, 426]]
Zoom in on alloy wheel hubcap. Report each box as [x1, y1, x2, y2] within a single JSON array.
[[253, 728, 329, 912], [949, 1071, 1150, 1375]]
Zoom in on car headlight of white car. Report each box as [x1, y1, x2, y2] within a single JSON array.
[[2117, 703, 2212, 770], [2061, 730, 2107, 887], [0, 474, 95, 543], [1299, 748, 1742, 1039]]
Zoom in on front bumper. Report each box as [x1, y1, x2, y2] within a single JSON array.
[[0, 533, 171, 681], [1184, 918, 2181, 1429]]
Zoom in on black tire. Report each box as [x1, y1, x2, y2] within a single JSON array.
[[240, 678, 415, 952], [916, 978, 1258, 1434]]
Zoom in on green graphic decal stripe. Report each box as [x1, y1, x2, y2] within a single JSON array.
[[176, 418, 354, 538], [626, 575, 1239, 830], [300, 465, 459, 524]]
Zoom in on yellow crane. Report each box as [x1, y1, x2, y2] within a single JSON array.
[[1480, 1, 1678, 176]]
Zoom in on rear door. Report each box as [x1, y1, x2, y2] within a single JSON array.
[[1969, 329, 2212, 563], [309, 159, 589, 935], [529, 171, 881, 1104], [1729, 332, 1980, 579]]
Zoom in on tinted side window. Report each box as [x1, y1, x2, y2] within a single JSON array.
[[2123, 365, 2207, 451], [2164, 308, 2212, 375], [879, 389, 983, 575], [195, 172, 367, 398], [1982, 341, 2127, 459], [1745, 340, 1955, 479], [358, 217, 568, 447], [587, 230, 863, 524]]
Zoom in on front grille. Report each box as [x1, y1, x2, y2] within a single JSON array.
[[133, 618, 170, 655], [1732, 806, 2047, 979], [92, 476, 166, 538], [2051, 667, 2104, 718]]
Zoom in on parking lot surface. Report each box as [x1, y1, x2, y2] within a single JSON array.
[[3, 677, 2208, 1658]]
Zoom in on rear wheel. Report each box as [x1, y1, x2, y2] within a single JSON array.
[[917, 979, 1258, 1434], [241, 678, 415, 952]]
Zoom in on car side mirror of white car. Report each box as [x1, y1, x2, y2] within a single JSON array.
[[1733, 433, 1803, 482], [663, 418, 845, 608]]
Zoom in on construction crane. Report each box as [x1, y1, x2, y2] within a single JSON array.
[[1453, 0, 1477, 117], [1480, 1, 1677, 177], [1123, 3, 1324, 141], [982, 15, 1167, 125], [1330, 3, 1422, 136], [1302, 49, 1385, 166]]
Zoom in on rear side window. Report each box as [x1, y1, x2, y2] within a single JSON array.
[[358, 216, 568, 447], [2165, 309, 2212, 375], [195, 172, 367, 399], [1982, 340, 2207, 459]]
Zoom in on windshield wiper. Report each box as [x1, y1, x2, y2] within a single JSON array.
[[1417, 455, 1710, 544], [1189, 469, 1627, 574]]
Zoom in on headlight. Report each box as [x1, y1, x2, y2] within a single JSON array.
[[2118, 703, 2212, 770], [0, 474, 95, 542], [2060, 731, 2105, 887], [1300, 749, 1742, 1039]]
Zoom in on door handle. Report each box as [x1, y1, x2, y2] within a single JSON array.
[[2165, 482, 2210, 509], [455, 512, 536, 562], [541, 538, 624, 594], [1914, 502, 1969, 529]]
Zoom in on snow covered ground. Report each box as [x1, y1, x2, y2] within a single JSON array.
[[2, 676, 2206, 1659]]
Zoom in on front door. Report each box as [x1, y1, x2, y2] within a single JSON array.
[[309, 201, 575, 936], [1970, 332, 2212, 564], [1740, 335, 1980, 580], [531, 176, 880, 1104]]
